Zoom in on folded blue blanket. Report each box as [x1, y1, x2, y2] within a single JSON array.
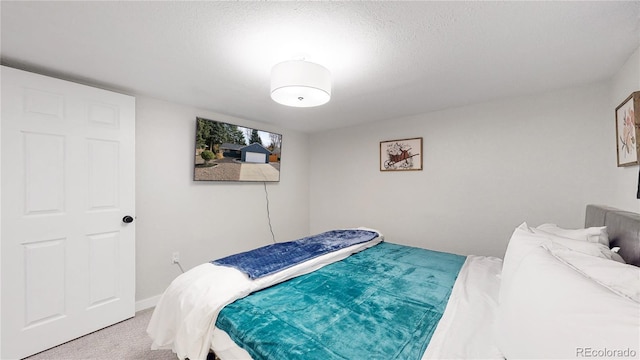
[[211, 229, 378, 279], [216, 242, 466, 360]]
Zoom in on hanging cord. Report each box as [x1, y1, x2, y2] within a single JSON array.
[[174, 261, 185, 273], [264, 181, 276, 243]]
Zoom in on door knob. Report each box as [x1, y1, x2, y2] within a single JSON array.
[[122, 215, 134, 224]]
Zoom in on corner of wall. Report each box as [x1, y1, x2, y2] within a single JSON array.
[[610, 46, 640, 212]]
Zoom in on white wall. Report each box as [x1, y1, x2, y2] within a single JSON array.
[[135, 97, 310, 302], [610, 47, 640, 212], [30, 46, 639, 305], [309, 83, 617, 258]]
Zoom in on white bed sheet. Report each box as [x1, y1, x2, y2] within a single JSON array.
[[147, 229, 383, 360], [211, 254, 505, 360], [423, 255, 504, 359]]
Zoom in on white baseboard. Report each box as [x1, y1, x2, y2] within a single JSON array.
[[135, 294, 161, 312]]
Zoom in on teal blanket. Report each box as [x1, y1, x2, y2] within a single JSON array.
[[216, 242, 466, 360]]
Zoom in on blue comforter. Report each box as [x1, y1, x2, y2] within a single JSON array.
[[212, 229, 378, 279], [216, 242, 465, 360]]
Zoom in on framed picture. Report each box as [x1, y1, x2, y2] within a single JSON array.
[[194, 117, 282, 181], [616, 91, 640, 167], [380, 137, 423, 171]]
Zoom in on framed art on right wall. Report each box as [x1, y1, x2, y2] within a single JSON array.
[[616, 91, 640, 167], [380, 137, 423, 171]]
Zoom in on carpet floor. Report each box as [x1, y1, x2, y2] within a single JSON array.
[[24, 308, 177, 360]]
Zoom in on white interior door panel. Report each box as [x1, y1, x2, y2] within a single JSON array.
[[1, 66, 136, 359]]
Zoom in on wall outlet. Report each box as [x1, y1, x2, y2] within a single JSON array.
[[172, 252, 180, 264]]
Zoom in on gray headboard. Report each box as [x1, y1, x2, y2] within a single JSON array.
[[585, 204, 640, 267]]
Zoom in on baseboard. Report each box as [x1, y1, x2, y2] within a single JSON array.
[[135, 294, 161, 312]]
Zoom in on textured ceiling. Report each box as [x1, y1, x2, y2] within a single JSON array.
[[2, 1, 639, 133]]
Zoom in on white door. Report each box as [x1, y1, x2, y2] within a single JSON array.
[[1, 66, 135, 359], [245, 152, 266, 163]]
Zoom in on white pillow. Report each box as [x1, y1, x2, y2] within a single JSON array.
[[535, 223, 609, 247], [611, 252, 627, 264], [609, 247, 627, 263], [512, 222, 620, 262], [540, 234, 623, 262], [500, 223, 625, 308], [499, 223, 551, 304], [549, 246, 639, 302], [496, 245, 640, 359]]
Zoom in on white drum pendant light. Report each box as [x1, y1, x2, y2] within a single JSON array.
[[270, 60, 331, 107]]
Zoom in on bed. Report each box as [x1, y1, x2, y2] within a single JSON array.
[[147, 205, 640, 360]]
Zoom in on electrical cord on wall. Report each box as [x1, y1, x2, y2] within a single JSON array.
[[264, 181, 276, 243], [170, 183, 275, 274]]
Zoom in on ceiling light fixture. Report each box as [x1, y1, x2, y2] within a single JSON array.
[[270, 60, 331, 107]]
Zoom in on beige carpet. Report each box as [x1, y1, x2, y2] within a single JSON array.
[[24, 308, 177, 360]]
